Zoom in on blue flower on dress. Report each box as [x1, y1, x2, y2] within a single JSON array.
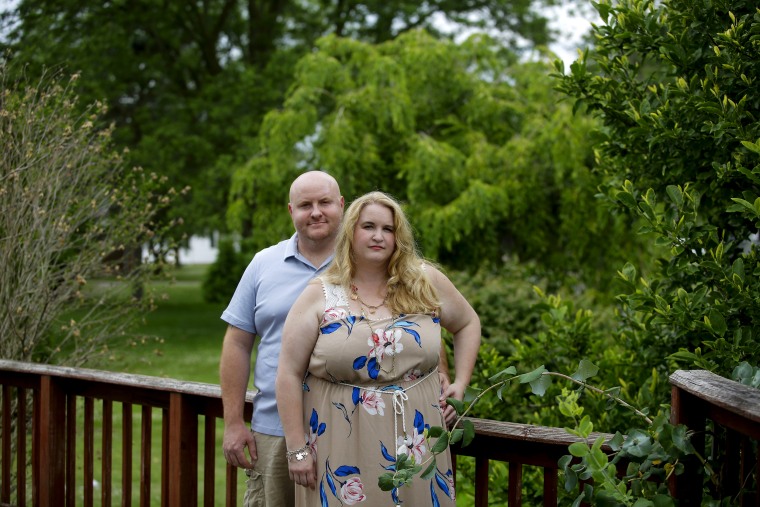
[[435, 469, 456, 500], [307, 408, 327, 457], [320, 308, 356, 336], [390, 320, 423, 347]]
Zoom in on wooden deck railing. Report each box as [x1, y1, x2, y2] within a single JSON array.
[[0, 359, 254, 507], [449, 418, 616, 506], [1, 360, 758, 506], [670, 369, 760, 506]]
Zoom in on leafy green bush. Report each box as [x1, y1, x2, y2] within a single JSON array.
[[555, 0, 760, 377], [201, 238, 246, 303]]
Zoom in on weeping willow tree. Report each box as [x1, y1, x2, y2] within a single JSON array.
[[228, 29, 640, 285]]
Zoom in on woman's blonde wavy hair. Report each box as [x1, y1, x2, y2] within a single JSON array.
[[322, 191, 440, 315]]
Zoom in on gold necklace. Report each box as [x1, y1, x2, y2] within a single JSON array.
[[350, 284, 387, 315]]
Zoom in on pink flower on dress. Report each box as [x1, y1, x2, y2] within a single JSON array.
[[340, 477, 366, 504], [368, 328, 403, 363], [402, 368, 422, 381], [305, 432, 318, 461], [322, 307, 348, 324], [396, 431, 427, 463], [360, 389, 385, 416], [446, 473, 456, 500]]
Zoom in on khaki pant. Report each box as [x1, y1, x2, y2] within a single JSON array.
[[243, 432, 295, 507]]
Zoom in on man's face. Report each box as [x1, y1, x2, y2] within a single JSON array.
[[288, 174, 344, 245]]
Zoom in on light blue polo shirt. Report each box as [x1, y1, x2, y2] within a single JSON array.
[[221, 233, 333, 436]]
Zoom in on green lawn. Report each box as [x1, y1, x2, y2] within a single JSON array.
[[102, 264, 229, 383]]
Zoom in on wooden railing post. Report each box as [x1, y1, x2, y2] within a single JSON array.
[[167, 392, 198, 507], [36, 375, 66, 507], [669, 384, 705, 506]]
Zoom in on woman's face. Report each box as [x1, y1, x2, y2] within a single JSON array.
[[352, 203, 396, 267]]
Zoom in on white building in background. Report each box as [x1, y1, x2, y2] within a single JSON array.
[[142, 235, 220, 265], [178, 236, 219, 264]]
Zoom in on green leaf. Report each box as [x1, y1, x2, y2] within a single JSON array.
[[571, 359, 599, 382], [378, 472, 395, 491], [577, 415, 593, 438], [706, 308, 727, 336], [671, 425, 694, 453], [529, 373, 552, 395], [463, 386, 481, 403], [445, 397, 465, 415], [427, 425, 445, 438], [622, 429, 653, 457], [732, 257, 745, 284], [565, 467, 579, 493], [741, 139, 760, 154], [729, 197, 757, 214], [488, 366, 516, 382], [449, 428, 464, 445], [462, 419, 476, 447], [638, 199, 656, 220], [608, 432, 625, 451], [431, 433, 450, 454], [420, 460, 437, 480], [616, 189, 638, 208], [618, 262, 637, 282], [568, 441, 590, 457], [666, 185, 684, 207], [652, 493, 676, 507], [517, 365, 546, 384]]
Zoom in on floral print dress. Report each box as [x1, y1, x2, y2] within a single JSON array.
[[294, 279, 456, 507]]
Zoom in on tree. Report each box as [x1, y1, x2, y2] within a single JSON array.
[[0, 0, 574, 247], [556, 0, 760, 377], [229, 30, 639, 285], [0, 62, 173, 366]]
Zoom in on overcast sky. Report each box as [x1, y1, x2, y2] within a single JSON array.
[[547, 3, 596, 65]]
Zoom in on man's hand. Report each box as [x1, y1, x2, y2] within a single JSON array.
[[223, 421, 257, 469]]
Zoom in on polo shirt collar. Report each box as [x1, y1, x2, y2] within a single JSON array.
[[286, 233, 335, 270]]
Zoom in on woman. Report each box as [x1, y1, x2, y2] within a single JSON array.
[[276, 191, 480, 506]]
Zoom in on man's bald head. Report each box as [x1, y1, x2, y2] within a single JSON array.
[[289, 171, 341, 204], [288, 171, 344, 248]]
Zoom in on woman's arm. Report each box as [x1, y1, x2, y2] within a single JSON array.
[[428, 266, 481, 423], [275, 280, 324, 490]]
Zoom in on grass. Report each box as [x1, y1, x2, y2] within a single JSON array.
[[101, 264, 228, 383], [74, 263, 250, 505]]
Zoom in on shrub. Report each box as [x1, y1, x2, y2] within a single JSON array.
[[0, 62, 173, 365], [202, 238, 246, 303]]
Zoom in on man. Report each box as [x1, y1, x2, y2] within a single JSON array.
[[220, 171, 452, 507], [220, 171, 344, 507]]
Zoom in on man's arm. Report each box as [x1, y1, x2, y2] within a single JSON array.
[[220, 325, 257, 468]]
